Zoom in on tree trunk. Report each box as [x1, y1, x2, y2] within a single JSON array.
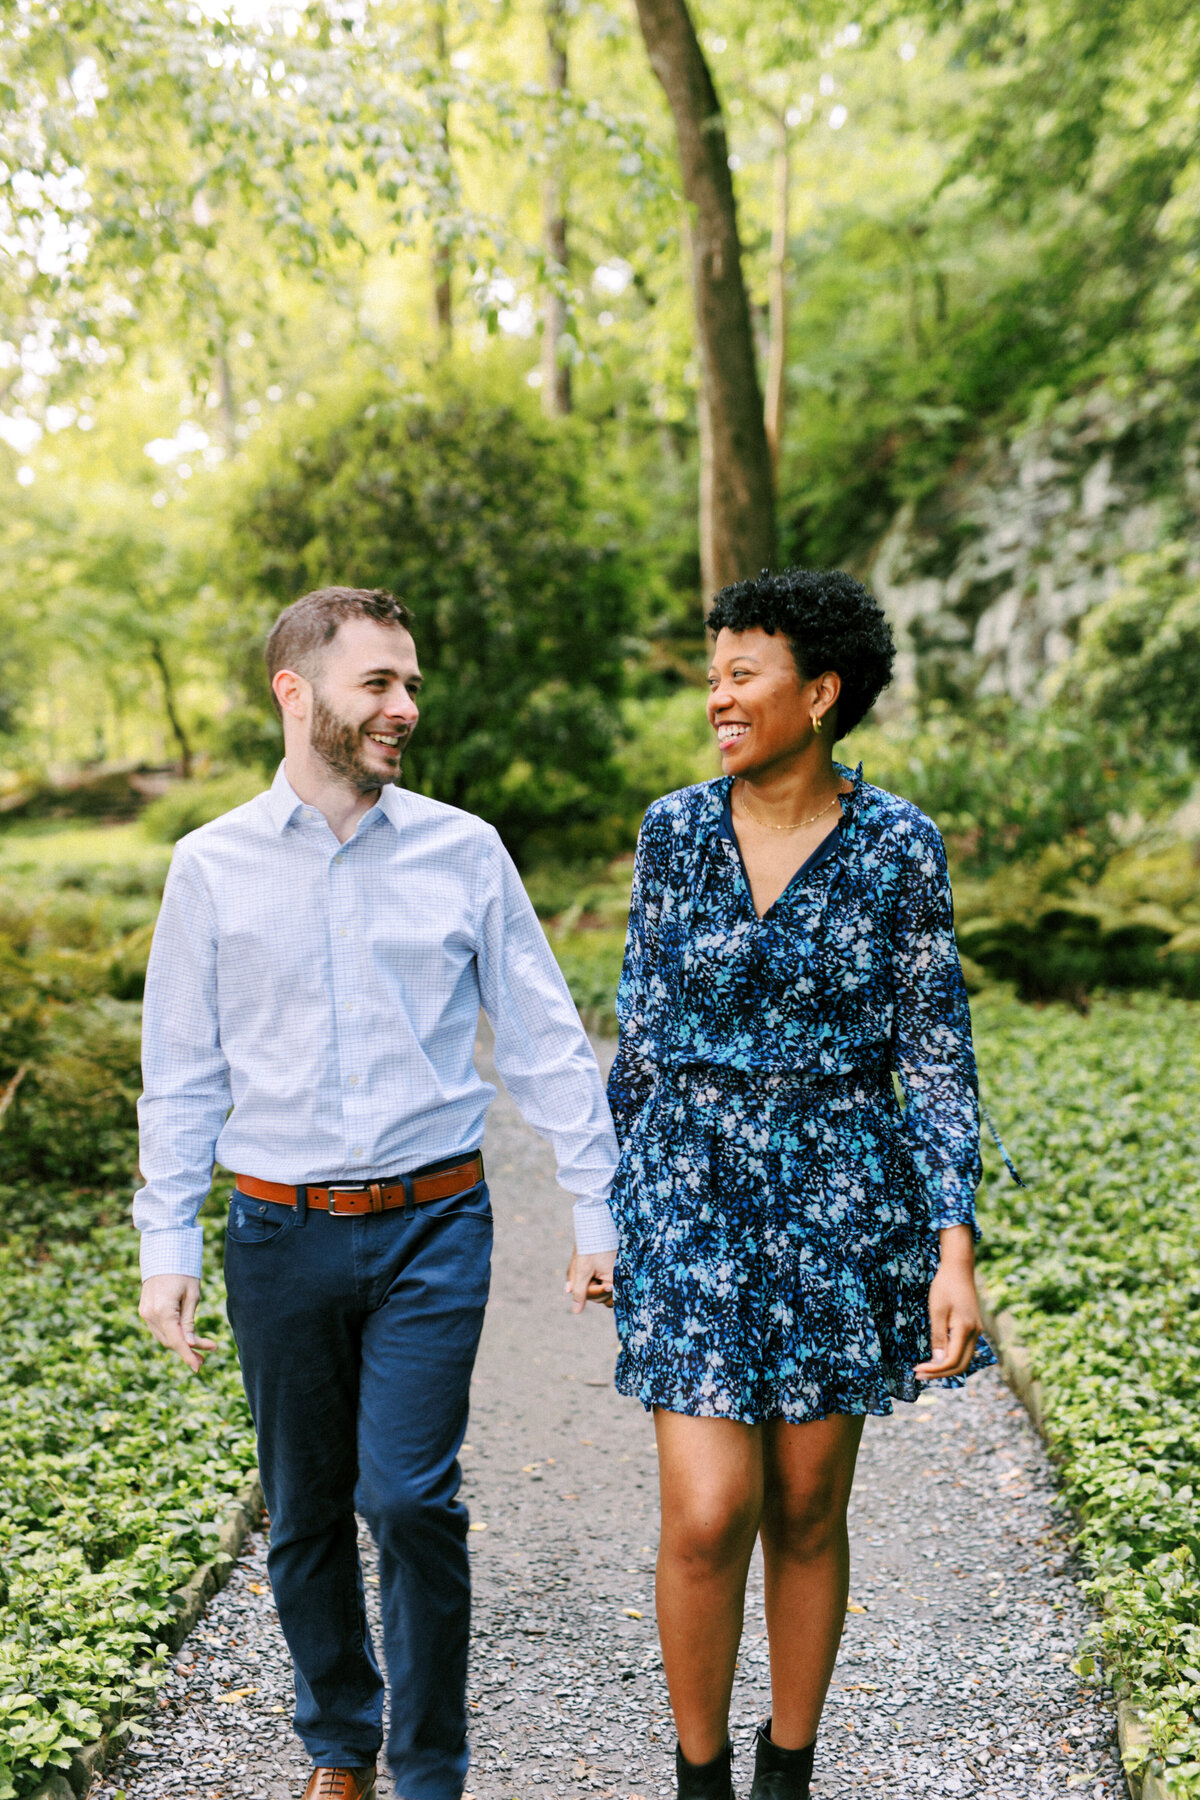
[[632, 0, 775, 599], [764, 113, 790, 478], [541, 0, 572, 416], [430, 0, 453, 351], [147, 638, 193, 779]]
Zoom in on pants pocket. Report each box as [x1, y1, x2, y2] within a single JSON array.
[[226, 1192, 295, 1246]]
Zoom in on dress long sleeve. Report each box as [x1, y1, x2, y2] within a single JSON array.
[[889, 818, 982, 1233], [606, 807, 668, 1151]]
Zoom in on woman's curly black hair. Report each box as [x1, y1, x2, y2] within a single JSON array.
[[706, 567, 895, 739]]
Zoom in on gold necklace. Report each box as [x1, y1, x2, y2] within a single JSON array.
[[736, 784, 843, 833]]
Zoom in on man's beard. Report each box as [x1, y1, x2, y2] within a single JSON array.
[[310, 690, 401, 794]]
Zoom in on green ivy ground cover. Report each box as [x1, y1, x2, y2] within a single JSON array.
[[974, 991, 1200, 1795], [0, 1209, 254, 1798]]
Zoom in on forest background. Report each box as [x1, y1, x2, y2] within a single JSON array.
[[5, 0, 1200, 1796]]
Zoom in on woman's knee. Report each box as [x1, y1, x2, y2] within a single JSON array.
[[661, 1493, 760, 1573], [761, 1477, 850, 1561]]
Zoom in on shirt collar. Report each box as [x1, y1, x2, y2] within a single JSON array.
[[266, 762, 406, 836]]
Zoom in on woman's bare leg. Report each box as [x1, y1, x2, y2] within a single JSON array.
[[759, 1413, 865, 1750], [653, 1410, 763, 1764]]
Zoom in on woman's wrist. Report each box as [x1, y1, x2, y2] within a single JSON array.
[[937, 1222, 975, 1270]]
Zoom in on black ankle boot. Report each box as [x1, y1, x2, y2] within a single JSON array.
[[748, 1721, 815, 1800], [675, 1740, 735, 1800]]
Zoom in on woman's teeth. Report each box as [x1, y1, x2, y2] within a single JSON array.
[[717, 724, 748, 746]]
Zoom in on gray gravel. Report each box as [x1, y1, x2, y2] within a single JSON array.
[[95, 1036, 1126, 1800]]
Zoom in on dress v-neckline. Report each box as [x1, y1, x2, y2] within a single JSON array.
[[718, 788, 843, 921]]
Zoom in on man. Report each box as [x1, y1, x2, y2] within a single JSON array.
[[136, 586, 619, 1800]]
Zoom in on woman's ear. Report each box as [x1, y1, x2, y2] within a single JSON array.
[[812, 669, 842, 715]]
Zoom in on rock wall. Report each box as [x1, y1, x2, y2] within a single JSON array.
[[867, 386, 1198, 712]]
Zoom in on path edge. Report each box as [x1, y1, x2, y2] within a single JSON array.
[[976, 1288, 1176, 1800], [28, 1469, 264, 1800]]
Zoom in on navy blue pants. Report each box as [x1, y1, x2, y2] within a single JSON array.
[[223, 1177, 492, 1800]]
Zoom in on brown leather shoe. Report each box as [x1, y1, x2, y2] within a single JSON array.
[[302, 1769, 377, 1800]]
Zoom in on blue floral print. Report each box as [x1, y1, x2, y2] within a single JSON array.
[[605, 763, 995, 1423]]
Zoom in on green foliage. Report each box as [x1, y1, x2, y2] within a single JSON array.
[[856, 702, 1184, 879], [139, 771, 268, 845], [953, 843, 1200, 1003], [849, 706, 1197, 1000], [0, 1001, 143, 1186], [975, 992, 1200, 1793], [0, 1214, 254, 1798], [231, 370, 641, 860], [0, 857, 157, 1193], [615, 688, 715, 812], [1064, 545, 1200, 763]]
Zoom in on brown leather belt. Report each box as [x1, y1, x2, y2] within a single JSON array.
[[234, 1154, 484, 1217]]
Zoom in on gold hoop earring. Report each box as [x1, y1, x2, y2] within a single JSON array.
[[812, 712, 824, 736]]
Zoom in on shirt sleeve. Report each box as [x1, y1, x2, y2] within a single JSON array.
[[890, 819, 983, 1235], [133, 849, 232, 1281], [606, 806, 666, 1152], [475, 833, 619, 1255]]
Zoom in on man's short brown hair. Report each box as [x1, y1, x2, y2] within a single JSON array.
[[265, 587, 415, 715]]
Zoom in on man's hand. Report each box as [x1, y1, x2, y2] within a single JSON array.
[[139, 1274, 217, 1373], [565, 1250, 616, 1315], [914, 1224, 982, 1380]]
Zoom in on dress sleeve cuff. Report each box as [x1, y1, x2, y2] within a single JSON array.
[[572, 1198, 619, 1256], [928, 1189, 981, 1239], [139, 1226, 206, 1282]]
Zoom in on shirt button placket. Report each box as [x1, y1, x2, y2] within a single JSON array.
[[330, 845, 362, 1161]]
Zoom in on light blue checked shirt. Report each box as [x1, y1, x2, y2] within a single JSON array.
[[134, 766, 620, 1280]]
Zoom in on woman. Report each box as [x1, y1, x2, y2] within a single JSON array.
[[605, 568, 994, 1800]]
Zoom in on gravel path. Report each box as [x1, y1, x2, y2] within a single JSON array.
[[96, 1037, 1126, 1800]]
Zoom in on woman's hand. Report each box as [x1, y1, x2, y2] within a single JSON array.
[[565, 1250, 616, 1314], [914, 1224, 982, 1380]]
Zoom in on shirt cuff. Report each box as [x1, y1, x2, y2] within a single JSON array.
[[572, 1197, 619, 1256], [139, 1225, 206, 1282]]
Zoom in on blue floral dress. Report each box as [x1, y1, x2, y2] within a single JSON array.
[[605, 764, 995, 1424]]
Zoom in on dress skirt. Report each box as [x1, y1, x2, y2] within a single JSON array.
[[611, 1062, 995, 1425]]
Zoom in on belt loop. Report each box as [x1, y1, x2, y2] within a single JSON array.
[[369, 1182, 384, 1215], [295, 1184, 308, 1228], [402, 1173, 415, 1219]]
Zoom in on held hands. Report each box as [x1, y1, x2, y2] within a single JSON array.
[[139, 1274, 218, 1373], [565, 1250, 615, 1315], [914, 1224, 982, 1381]]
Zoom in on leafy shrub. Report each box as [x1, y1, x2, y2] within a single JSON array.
[[976, 993, 1200, 1792], [952, 843, 1200, 1003], [855, 702, 1186, 880], [140, 770, 268, 844], [229, 368, 641, 862], [0, 1000, 143, 1186], [1063, 543, 1200, 764], [616, 688, 715, 812], [0, 1216, 255, 1798]]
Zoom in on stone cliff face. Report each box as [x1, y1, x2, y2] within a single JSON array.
[[866, 385, 1199, 713]]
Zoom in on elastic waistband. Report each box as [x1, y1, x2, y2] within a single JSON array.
[[664, 1060, 891, 1095]]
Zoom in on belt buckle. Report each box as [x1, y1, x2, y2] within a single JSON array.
[[327, 1183, 377, 1216]]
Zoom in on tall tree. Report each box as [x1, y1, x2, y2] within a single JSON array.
[[631, 0, 775, 596], [762, 107, 790, 478], [540, 0, 572, 416], [429, 0, 455, 351]]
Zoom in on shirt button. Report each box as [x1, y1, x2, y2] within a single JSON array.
[[337, 928, 348, 939], [353, 1148, 364, 1158], [343, 1002, 354, 1012], [348, 1075, 360, 1087], [334, 854, 345, 865]]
